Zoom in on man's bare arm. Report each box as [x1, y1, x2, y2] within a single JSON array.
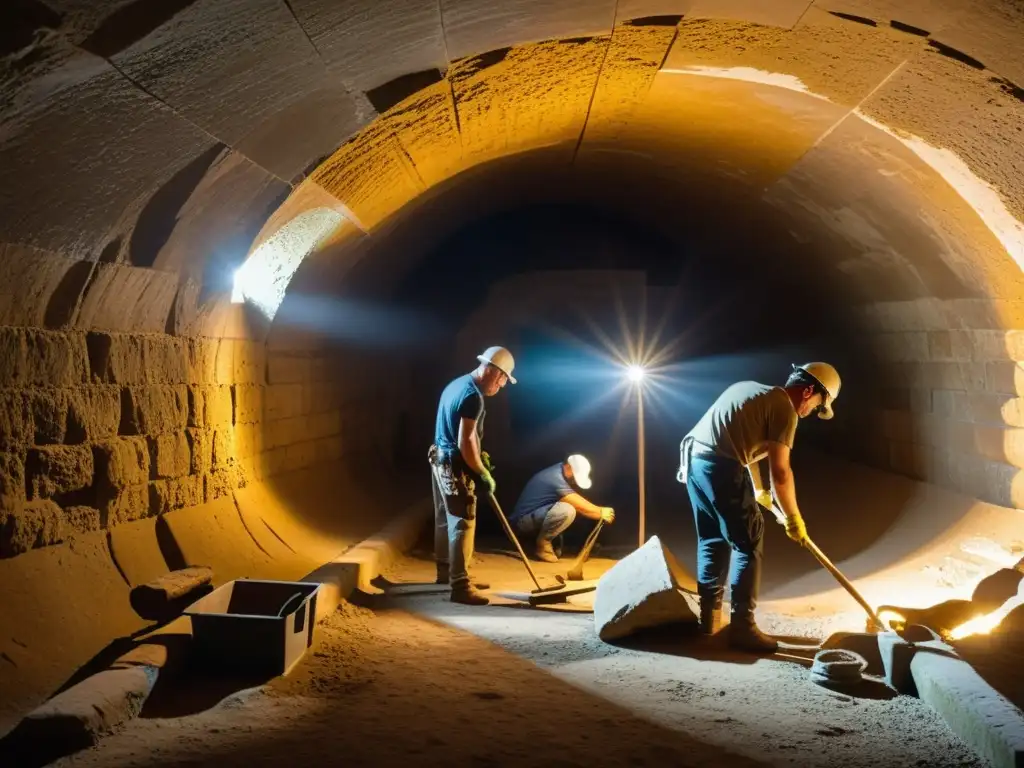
[[561, 492, 605, 521], [766, 441, 800, 520], [458, 417, 486, 475]]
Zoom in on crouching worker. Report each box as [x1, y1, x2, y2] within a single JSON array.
[[429, 346, 516, 606], [677, 362, 841, 653], [510, 455, 615, 562]]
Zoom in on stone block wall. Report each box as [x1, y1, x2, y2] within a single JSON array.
[[827, 298, 1024, 509], [0, 326, 360, 560]]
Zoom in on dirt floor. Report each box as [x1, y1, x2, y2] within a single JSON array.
[[56, 544, 988, 768]]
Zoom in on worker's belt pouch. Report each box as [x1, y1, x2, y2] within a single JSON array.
[[428, 445, 476, 519]]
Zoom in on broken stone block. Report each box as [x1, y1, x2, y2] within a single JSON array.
[[26, 445, 94, 499], [0, 499, 64, 557], [129, 566, 214, 621], [150, 433, 191, 479], [29, 389, 68, 444], [94, 438, 151, 489], [593, 535, 698, 642], [142, 336, 188, 384], [67, 386, 121, 442], [121, 386, 188, 435]]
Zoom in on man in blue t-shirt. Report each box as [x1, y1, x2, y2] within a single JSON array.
[[429, 346, 516, 605], [510, 455, 615, 562]]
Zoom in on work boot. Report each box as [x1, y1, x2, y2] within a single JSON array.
[[697, 586, 723, 636], [727, 612, 778, 653], [436, 563, 489, 590], [535, 539, 559, 563], [450, 584, 490, 606]]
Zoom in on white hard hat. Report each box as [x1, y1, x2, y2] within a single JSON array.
[[566, 454, 592, 489], [477, 346, 517, 384], [792, 362, 841, 420]]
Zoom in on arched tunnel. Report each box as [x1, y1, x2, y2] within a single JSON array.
[[3, 1, 1024, 765]]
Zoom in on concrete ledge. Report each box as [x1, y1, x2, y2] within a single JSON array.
[[304, 498, 432, 621], [911, 639, 1024, 768]]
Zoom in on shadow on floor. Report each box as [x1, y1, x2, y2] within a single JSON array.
[[141, 663, 275, 719]]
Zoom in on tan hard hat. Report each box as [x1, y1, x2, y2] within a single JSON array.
[[793, 362, 841, 419], [477, 346, 517, 384]]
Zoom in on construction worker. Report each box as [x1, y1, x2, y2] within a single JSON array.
[[429, 346, 516, 605], [510, 455, 615, 562], [677, 362, 841, 653]]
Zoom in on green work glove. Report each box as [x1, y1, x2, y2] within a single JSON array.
[[478, 469, 497, 495], [481, 451, 495, 474], [785, 513, 808, 544], [755, 490, 773, 510]]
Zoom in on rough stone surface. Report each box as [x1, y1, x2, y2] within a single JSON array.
[[911, 639, 1024, 768], [0, 452, 26, 507], [67, 386, 121, 442], [150, 433, 191, 479], [150, 476, 204, 517], [4, 665, 159, 763], [0, 391, 31, 450], [94, 438, 150, 490], [103, 484, 151, 527], [121, 386, 188, 435], [0, 329, 89, 388], [0, 500, 64, 558], [26, 445, 94, 500], [130, 566, 214, 621], [29, 390, 68, 445], [593, 535, 699, 642]]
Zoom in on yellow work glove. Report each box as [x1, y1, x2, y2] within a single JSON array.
[[478, 469, 497, 495], [755, 490, 773, 510], [481, 451, 495, 473], [600, 507, 615, 524], [785, 513, 808, 544]]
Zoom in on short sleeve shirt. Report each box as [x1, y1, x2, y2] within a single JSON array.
[[434, 374, 485, 457], [686, 382, 798, 467], [510, 463, 576, 523]]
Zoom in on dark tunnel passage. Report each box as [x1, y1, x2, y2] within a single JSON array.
[[2, 1, 1024, 765]]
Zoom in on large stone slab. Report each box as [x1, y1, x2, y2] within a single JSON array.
[[911, 639, 1024, 768], [593, 535, 698, 642]]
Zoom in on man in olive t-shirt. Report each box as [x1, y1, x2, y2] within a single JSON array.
[[679, 363, 842, 653]]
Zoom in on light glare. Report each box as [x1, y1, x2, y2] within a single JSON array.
[[626, 364, 646, 383]]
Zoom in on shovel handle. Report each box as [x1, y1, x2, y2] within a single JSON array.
[[769, 505, 886, 632], [486, 493, 545, 592]]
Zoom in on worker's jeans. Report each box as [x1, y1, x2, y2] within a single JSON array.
[[685, 454, 764, 616], [431, 464, 476, 590], [514, 501, 576, 543]]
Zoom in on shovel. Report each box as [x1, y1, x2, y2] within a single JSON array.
[[485, 493, 598, 605], [769, 504, 887, 632]]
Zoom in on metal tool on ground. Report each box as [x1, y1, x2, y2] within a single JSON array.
[[769, 504, 887, 632], [555, 519, 604, 583], [486, 493, 598, 606]]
